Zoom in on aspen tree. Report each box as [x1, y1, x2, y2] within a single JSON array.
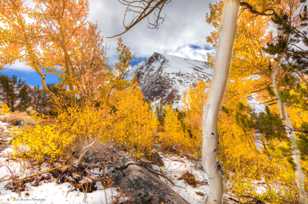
[[202, 1, 240, 203]]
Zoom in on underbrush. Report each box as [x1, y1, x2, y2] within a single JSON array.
[[158, 105, 198, 156], [158, 82, 206, 157], [9, 83, 301, 203], [0, 103, 10, 114], [13, 124, 73, 162], [12, 86, 158, 161]]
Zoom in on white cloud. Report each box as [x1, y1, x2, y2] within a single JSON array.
[[3, 1, 215, 71], [3, 61, 33, 72], [89, 0, 214, 58]]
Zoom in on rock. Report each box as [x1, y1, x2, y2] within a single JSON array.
[[108, 158, 189, 204]]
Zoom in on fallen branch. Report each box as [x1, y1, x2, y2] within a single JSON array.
[[0, 165, 66, 183], [109, 159, 189, 204], [76, 139, 96, 166]]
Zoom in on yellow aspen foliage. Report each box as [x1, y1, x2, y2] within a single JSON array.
[[12, 94, 158, 161], [207, 1, 272, 77], [0, 103, 10, 114], [12, 105, 111, 162], [0, 0, 52, 93], [183, 81, 208, 154], [287, 106, 308, 132], [34, 0, 109, 100], [111, 85, 158, 157], [101, 39, 157, 157], [0, 0, 109, 104], [56, 105, 113, 144], [101, 38, 132, 106], [13, 124, 73, 162], [159, 105, 192, 154], [11, 33, 157, 161], [158, 82, 207, 157], [217, 79, 298, 202]]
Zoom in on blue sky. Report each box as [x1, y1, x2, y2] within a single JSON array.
[[0, 68, 59, 87], [0, 57, 145, 87], [0, 0, 214, 87], [0, 43, 213, 87]]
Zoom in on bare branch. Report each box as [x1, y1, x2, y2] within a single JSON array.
[[106, 0, 170, 38]]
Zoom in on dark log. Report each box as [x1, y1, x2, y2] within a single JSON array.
[[108, 160, 189, 204], [2, 142, 190, 203]]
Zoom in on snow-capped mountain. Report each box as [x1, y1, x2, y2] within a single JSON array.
[[165, 44, 214, 62], [136, 52, 213, 107]]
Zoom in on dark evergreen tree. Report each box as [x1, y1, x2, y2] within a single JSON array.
[[0, 75, 48, 112], [264, 1, 307, 109], [0, 75, 31, 111]]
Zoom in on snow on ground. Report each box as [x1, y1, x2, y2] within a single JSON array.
[[0, 120, 118, 204], [161, 155, 208, 204], [0, 182, 118, 204], [0, 120, 210, 204]]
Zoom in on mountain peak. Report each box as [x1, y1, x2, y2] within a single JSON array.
[[136, 52, 213, 108]]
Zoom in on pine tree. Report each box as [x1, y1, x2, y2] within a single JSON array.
[[0, 75, 31, 112], [263, 2, 308, 202]]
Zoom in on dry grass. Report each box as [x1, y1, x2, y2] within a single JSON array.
[[0, 112, 36, 126]]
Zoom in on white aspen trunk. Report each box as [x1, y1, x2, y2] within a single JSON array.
[[271, 67, 307, 204], [202, 1, 240, 204]]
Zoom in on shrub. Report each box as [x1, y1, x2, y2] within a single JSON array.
[[0, 103, 10, 114], [12, 85, 159, 161], [158, 82, 207, 156], [183, 82, 207, 154], [56, 105, 113, 143], [159, 105, 193, 154], [111, 86, 158, 157], [12, 104, 113, 162], [13, 124, 74, 162]]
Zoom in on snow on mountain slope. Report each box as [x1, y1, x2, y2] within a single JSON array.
[[165, 44, 214, 62], [136, 52, 213, 108]]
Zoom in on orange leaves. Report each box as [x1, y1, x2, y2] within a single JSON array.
[[0, 0, 108, 102], [34, 0, 107, 98], [207, 1, 272, 78]]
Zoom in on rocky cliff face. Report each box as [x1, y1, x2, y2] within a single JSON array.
[[136, 52, 213, 108]]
